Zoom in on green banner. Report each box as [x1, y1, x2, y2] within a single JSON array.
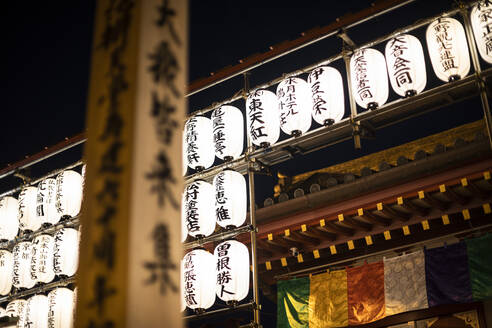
[[278, 277, 310, 328], [466, 233, 492, 300]]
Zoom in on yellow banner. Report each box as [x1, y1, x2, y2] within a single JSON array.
[[309, 270, 348, 328]]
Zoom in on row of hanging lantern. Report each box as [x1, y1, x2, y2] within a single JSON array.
[[0, 228, 80, 295], [182, 240, 250, 312], [181, 169, 247, 241], [184, 6, 491, 173], [0, 169, 83, 241], [0, 287, 76, 328]]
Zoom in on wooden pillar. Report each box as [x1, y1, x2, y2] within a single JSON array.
[[77, 0, 187, 327]]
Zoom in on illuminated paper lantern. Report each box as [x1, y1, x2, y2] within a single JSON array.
[[183, 181, 215, 238], [213, 170, 246, 229], [180, 193, 188, 242], [180, 259, 186, 312], [307, 66, 345, 125], [0, 307, 5, 317], [13, 242, 36, 289], [182, 249, 215, 311], [19, 186, 41, 232], [36, 178, 58, 226], [55, 170, 83, 220], [31, 234, 55, 284], [385, 34, 427, 97], [350, 48, 389, 110], [426, 17, 470, 82], [48, 288, 75, 328], [211, 105, 244, 161], [182, 129, 188, 176], [6, 299, 27, 326], [246, 89, 280, 148], [214, 240, 250, 303], [0, 196, 19, 241], [276, 77, 312, 136], [25, 295, 49, 328], [471, 2, 492, 64], [0, 250, 13, 296], [185, 116, 215, 171], [54, 228, 80, 277]]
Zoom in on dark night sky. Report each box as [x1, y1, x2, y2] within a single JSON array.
[[3, 1, 486, 202]]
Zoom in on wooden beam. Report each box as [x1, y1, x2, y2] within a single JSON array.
[[257, 239, 288, 254], [376, 202, 411, 221], [396, 197, 429, 216], [343, 216, 373, 231], [322, 221, 355, 236], [285, 231, 321, 246], [418, 190, 449, 211], [301, 226, 337, 241], [356, 208, 392, 226], [439, 184, 469, 205]]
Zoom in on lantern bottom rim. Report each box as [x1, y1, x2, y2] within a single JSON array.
[[291, 130, 302, 137], [323, 119, 335, 126], [405, 90, 417, 98], [448, 74, 461, 82], [260, 142, 270, 149], [194, 308, 205, 315], [195, 166, 205, 172], [226, 300, 239, 308], [367, 102, 378, 111], [223, 156, 234, 162]]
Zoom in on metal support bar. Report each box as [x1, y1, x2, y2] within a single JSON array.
[[186, 0, 418, 97], [342, 47, 361, 150], [183, 302, 255, 321], [188, 3, 459, 119], [244, 72, 261, 327], [0, 216, 80, 251], [461, 5, 492, 150], [0, 160, 84, 198], [183, 225, 254, 250], [0, 276, 76, 303]]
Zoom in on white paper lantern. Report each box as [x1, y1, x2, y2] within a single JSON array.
[[6, 299, 27, 326], [183, 181, 215, 238], [276, 77, 312, 136], [48, 288, 75, 328], [211, 106, 244, 161], [182, 249, 216, 311], [181, 193, 188, 243], [55, 170, 83, 221], [0, 307, 5, 318], [350, 48, 389, 110], [213, 170, 246, 229], [19, 187, 41, 232], [385, 34, 427, 97], [31, 235, 55, 284], [25, 295, 49, 328], [184, 116, 215, 171], [214, 240, 250, 303], [81, 164, 87, 202], [471, 2, 492, 64], [426, 17, 470, 82], [307, 66, 345, 125], [54, 228, 80, 277], [0, 250, 13, 296], [36, 178, 58, 226], [182, 129, 188, 177], [0, 196, 19, 241], [13, 242, 36, 289], [246, 89, 280, 148]]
